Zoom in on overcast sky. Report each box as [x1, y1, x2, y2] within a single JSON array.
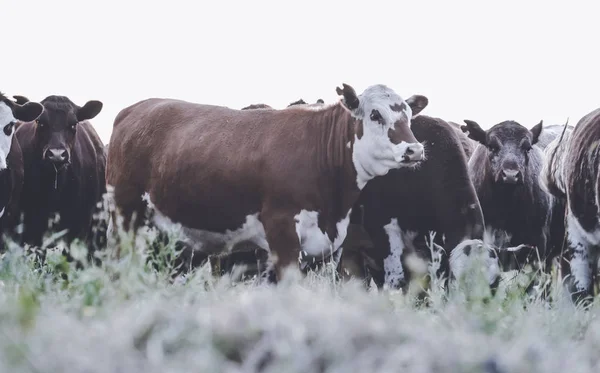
[[6, 0, 599, 144]]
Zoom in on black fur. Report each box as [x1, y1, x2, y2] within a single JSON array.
[[342, 115, 485, 289], [15, 95, 107, 261]]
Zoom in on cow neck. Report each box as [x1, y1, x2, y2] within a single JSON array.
[[38, 159, 70, 193], [313, 103, 361, 216]]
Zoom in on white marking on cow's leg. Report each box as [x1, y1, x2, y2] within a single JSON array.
[[295, 210, 332, 257], [0, 207, 5, 219], [566, 212, 593, 294], [383, 218, 405, 289], [294, 209, 352, 260], [0, 102, 16, 171]]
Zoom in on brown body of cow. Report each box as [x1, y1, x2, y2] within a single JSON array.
[[106, 83, 429, 281]]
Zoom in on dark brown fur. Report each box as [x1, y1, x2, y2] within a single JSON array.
[[15, 96, 107, 257]]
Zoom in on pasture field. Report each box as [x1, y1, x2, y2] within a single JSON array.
[[0, 221, 599, 373]]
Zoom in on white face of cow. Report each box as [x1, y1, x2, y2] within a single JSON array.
[[0, 97, 44, 170], [337, 84, 428, 189], [0, 102, 18, 171]]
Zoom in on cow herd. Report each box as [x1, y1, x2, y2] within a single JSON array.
[[0, 83, 598, 305]]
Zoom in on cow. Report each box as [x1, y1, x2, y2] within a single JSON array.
[[336, 115, 492, 291], [0, 93, 44, 250], [106, 83, 429, 282], [540, 109, 600, 304], [460, 119, 565, 279], [15, 95, 108, 261]]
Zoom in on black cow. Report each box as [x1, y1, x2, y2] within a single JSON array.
[[15, 95, 107, 260], [0, 94, 44, 249], [338, 115, 492, 290], [460, 119, 564, 274], [540, 109, 600, 304]]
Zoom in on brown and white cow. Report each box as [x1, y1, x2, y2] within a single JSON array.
[[540, 109, 600, 304], [106, 83, 428, 281], [0, 93, 44, 249]]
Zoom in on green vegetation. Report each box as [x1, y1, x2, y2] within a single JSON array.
[[0, 227, 598, 373]]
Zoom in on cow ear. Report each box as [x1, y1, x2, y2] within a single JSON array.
[[336, 83, 360, 112], [530, 120, 543, 145], [405, 95, 429, 117], [12, 95, 30, 105], [287, 99, 306, 107], [76, 100, 103, 121], [13, 102, 44, 122], [461, 119, 487, 145]]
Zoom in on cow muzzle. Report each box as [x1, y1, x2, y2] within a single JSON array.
[[499, 169, 522, 185], [43, 147, 70, 165], [395, 142, 425, 165]]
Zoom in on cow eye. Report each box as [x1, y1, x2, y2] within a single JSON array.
[[370, 110, 383, 124], [3, 122, 14, 136], [488, 144, 500, 153], [522, 142, 532, 152]]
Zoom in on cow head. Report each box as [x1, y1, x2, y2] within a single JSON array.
[[0, 93, 44, 170], [336, 83, 428, 189], [462, 120, 543, 186], [30, 96, 102, 167]]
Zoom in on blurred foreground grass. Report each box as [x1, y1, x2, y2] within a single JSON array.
[[0, 229, 599, 373]]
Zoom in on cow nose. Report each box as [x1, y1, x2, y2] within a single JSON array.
[[501, 169, 521, 184], [402, 143, 425, 163], [44, 148, 69, 164]]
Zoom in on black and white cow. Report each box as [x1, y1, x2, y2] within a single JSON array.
[[337, 114, 496, 291], [540, 109, 600, 304]]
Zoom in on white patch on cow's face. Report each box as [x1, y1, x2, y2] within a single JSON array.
[[144, 193, 270, 254], [383, 218, 405, 289], [294, 209, 351, 258], [347, 85, 424, 189], [0, 102, 16, 171]]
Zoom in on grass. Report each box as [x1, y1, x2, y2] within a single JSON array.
[[0, 223, 599, 373]]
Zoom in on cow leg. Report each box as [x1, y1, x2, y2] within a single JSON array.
[[382, 218, 406, 289], [562, 215, 594, 305], [262, 213, 301, 283]]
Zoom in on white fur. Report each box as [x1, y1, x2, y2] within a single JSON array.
[[449, 239, 500, 286], [294, 209, 351, 258], [383, 218, 405, 288], [0, 102, 16, 171], [539, 131, 571, 196], [346, 85, 424, 190], [0, 207, 5, 219], [565, 210, 600, 292]]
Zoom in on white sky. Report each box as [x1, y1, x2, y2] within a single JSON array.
[[5, 0, 600, 144]]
